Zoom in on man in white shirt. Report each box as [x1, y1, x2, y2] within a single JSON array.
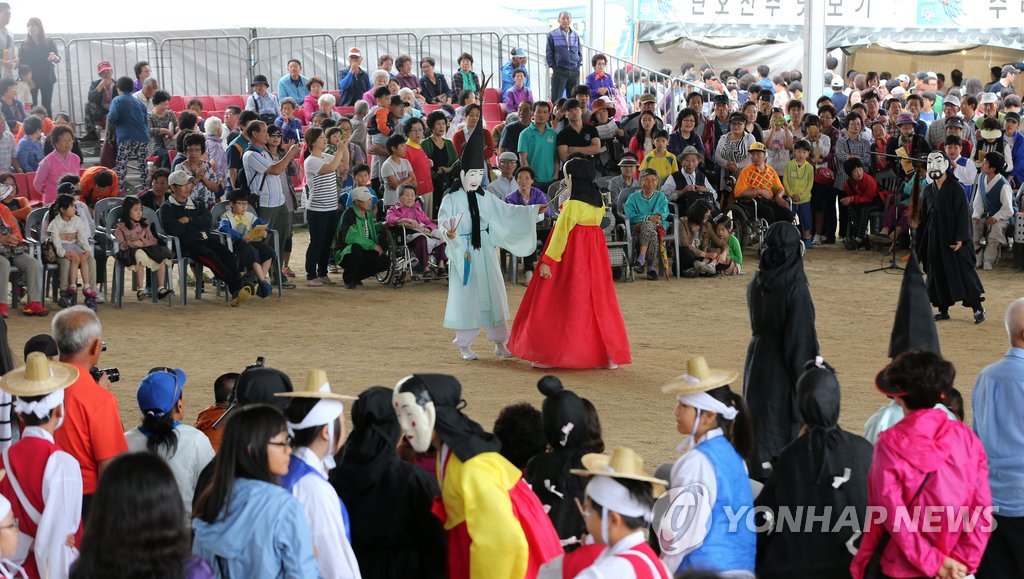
[[972, 151, 1014, 270], [133, 77, 158, 113], [486, 152, 519, 199], [241, 121, 298, 276], [661, 146, 716, 211], [279, 371, 361, 579]]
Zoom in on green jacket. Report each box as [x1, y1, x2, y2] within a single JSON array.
[[335, 206, 378, 262]]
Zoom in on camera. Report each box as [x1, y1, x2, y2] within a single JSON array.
[[245, 356, 266, 371], [90, 367, 120, 383]]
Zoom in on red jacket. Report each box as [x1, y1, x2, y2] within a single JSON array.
[[845, 173, 881, 205]]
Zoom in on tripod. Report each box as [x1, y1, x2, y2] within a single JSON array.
[[864, 238, 905, 274]]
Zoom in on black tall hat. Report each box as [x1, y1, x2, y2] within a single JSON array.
[[460, 121, 486, 172], [888, 253, 941, 358]]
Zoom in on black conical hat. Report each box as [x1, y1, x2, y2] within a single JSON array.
[[459, 121, 486, 171], [888, 253, 941, 358]]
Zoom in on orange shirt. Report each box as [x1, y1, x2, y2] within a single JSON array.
[[735, 163, 784, 198], [194, 405, 227, 452], [0, 203, 22, 242], [80, 166, 120, 206], [52, 364, 128, 495]]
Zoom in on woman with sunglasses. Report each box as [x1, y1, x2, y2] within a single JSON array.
[[192, 404, 318, 578]]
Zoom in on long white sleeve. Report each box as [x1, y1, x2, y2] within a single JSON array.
[[36, 451, 82, 579], [291, 449, 361, 579], [660, 446, 717, 574]]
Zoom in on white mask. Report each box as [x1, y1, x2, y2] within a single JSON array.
[[927, 151, 949, 180], [461, 168, 484, 191], [392, 390, 436, 453]]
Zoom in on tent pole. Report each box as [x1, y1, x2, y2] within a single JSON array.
[[804, 0, 826, 109]]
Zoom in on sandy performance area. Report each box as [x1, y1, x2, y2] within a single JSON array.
[[8, 233, 1021, 468]]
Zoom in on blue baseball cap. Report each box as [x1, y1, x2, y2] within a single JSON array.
[[137, 368, 186, 416]]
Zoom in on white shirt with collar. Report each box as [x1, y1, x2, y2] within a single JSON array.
[[7, 426, 82, 579], [290, 446, 362, 579], [973, 173, 1014, 221], [132, 89, 154, 113], [661, 169, 717, 201], [486, 175, 516, 199], [576, 531, 670, 579]]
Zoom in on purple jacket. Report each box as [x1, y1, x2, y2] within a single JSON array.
[[506, 186, 552, 216], [585, 72, 616, 103], [504, 86, 534, 112]]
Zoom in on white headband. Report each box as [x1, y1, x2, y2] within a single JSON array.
[[286, 398, 344, 432], [13, 389, 64, 419], [676, 392, 738, 421], [586, 475, 650, 520]]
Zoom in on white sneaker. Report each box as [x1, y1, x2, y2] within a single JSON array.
[[812, 234, 823, 245], [531, 361, 554, 369], [983, 263, 993, 271], [494, 343, 515, 358], [523, 270, 533, 286], [459, 347, 478, 361], [606, 360, 619, 370]]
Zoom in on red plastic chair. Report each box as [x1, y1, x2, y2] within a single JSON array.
[[212, 95, 240, 110], [191, 96, 216, 111], [168, 95, 186, 112], [484, 88, 501, 104], [293, 108, 306, 124], [337, 106, 355, 117], [482, 103, 503, 125], [13, 172, 42, 203]]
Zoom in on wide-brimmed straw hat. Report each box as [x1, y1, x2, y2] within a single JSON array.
[[275, 369, 355, 401], [0, 352, 78, 397], [661, 356, 738, 395], [571, 447, 668, 486]]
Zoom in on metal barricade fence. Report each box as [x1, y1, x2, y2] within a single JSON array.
[[64, 36, 159, 128], [334, 33, 418, 89], [250, 34, 336, 92], [580, 43, 676, 119], [419, 33, 501, 99], [162, 36, 250, 99], [498, 33, 548, 104]]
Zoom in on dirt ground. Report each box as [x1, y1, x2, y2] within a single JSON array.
[[7, 232, 1021, 468]]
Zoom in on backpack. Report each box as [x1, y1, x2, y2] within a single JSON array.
[[234, 143, 267, 209]]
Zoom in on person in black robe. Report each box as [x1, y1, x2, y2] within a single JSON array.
[[330, 386, 445, 579], [743, 222, 819, 480], [915, 151, 986, 324], [755, 358, 873, 579]]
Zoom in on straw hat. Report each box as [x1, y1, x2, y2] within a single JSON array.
[[0, 352, 78, 397], [661, 356, 738, 395], [275, 369, 356, 401], [571, 447, 668, 486]]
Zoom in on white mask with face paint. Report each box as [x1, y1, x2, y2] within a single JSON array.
[[927, 151, 949, 181], [461, 168, 484, 191], [392, 388, 436, 453]]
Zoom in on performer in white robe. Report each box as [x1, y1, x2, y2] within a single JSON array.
[[277, 370, 361, 579], [437, 123, 546, 360]]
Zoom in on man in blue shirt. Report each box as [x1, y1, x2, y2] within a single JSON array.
[[338, 48, 370, 106], [973, 298, 1024, 578], [500, 47, 530, 97], [277, 59, 309, 103], [517, 101, 558, 188], [545, 11, 581, 101], [828, 77, 847, 112]]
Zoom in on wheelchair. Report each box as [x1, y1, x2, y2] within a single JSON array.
[[724, 197, 770, 249], [375, 224, 447, 288]]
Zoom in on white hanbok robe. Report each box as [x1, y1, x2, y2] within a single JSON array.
[[290, 447, 361, 579], [437, 188, 540, 330]]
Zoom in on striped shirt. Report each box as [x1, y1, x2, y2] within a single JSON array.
[[303, 153, 340, 212]]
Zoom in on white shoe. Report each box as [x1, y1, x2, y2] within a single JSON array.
[[459, 347, 478, 361], [531, 361, 554, 369], [494, 343, 515, 358], [812, 234, 823, 245], [606, 362, 619, 369], [983, 263, 993, 271], [523, 270, 533, 286]]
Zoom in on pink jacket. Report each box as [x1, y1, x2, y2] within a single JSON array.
[[384, 203, 436, 229], [851, 408, 992, 578]]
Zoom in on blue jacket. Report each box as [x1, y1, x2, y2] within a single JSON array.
[[500, 60, 530, 96], [545, 27, 581, 71], [973, 347, 1024, 517], [277, 74, 310, 103], [1006, 130, 1024, 187], [192, 478, 320, 579], [107, 94, 149, 143], [338, 68, 371, 106]]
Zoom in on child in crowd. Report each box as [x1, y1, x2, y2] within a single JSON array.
[[15, 65, 33, 107], [0, 172, 30, 223], [784, 139, 814, 246], [873, 162, 927, 245], [841, 157, 884, 250], [46, 193, 95, 308], [869, 119, 890, 174], [492, 402, 546, 474], [218, 190, 276, 298], [766, 107, 793, 176], [15, 116, 44, 172], [113, 195, 173, 302], [309, 111, 326, 129], [385, 184, 446, 273], [194, 372, 238, 452], [274, 98, 302, 145], [639, 129, 678, 183], [709, 214, 741, 275], [945, 135, 976, 198], [661, 356, 756, 577], [974, 117, 1004, 168], [367, 86, 395, 151], [380, 133, 415, 206]]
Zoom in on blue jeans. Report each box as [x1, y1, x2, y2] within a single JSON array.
[[793, 201, 812, 237]]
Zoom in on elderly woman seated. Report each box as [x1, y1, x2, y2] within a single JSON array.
[[624, 168, 670, 280], [384, 184, 446, 274], [336, 187, 391, 289], [317, 93, 342, 124]]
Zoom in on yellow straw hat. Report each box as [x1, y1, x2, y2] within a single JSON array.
[[571, 447, 668, 486], [661, 356, 738, 395], [274, 369, 356, 401], [0, 352, 78, 397]]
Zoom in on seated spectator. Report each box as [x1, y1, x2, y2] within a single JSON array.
[[222, 105, 242, 144], [708, 214, 742, 275], [171, 110, 201, 168], [15, 115, 44, 172], [192, 404, 319, 578], [385, 184, 445, 274], [124, 368, 215, 509], [504, 69, 533, 113], [667, 108, 703, 157], [274, 97, 302, 145], [0, 190, 47, 316], [43, 113, 83, 160], [84, 60, 115, 140], [113, 195, 172, 302], [194, 372, 238, 452], [33, 125, 81, 204], [361, 69, 391, 104], [394, 54, 420, 92], [419, 56, 451, 105], [218, 190, 276, 299], [625, 168, 670, 280], [487, 151, 518, 199], [147, 90, 176, 168], [452, 104, 494, 160], [662, 146, 716, 215], [609, 154, 641, 211], [398, 87, 421, 118], [505, 166, 551, 284], [133, 77, 159, 113], [132, 60, 152, 92], [139, 168, 169, 211], [734, 142, 792, 224], [336, 187, 389, 289], [301, 76, 326, 122], [639, 129, 678, 183], [71, 452, 214, 579], [0, 114, 15, 172], [715, 112, 756, 187], [0, 78, 24, 131], [159, 170, 250, 306], [677, 200, 718, 276], [317, 92, 342, 123], [841, 157, 883, 250], [0, 172, 30, 223], [338, 47, 370, 106], [186, 98, 205, 130], [47, 194, 95, 309], [452, 53, 481, 98], [245, 75, 280, 123], [873, 162, 927, 244], [203, 116, 228, 188], [277, 59, 309, 103], [972, 151, 1014, 271], [80, 165, 119, 207], [178, 133, 220, 209]]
